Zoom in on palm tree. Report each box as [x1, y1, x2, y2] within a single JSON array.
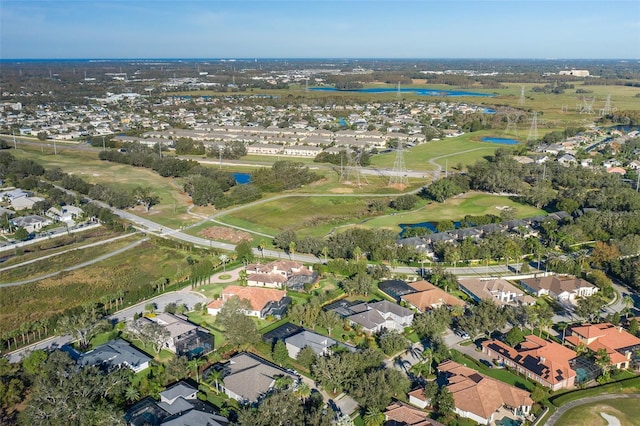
[[206, 369, 222, 394], [288, 241, 296, 261], [188, 357, 205, 383], [219, 254, 229, 272], [557, 322, 569, 345], [623, 295, 635, 319], [353, 246, 362, 261], [363, 408, 385, 426], [322, 246, 329, 264], [422, 347, 434, 376], [294, 382, 311, 402], [258, 239, 267, 258], [125, 385, 140, 403]]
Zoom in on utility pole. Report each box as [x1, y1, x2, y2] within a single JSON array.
[[53, 139, 57, 155], [218, 145, 223, 169], [636, 172, 639, 192], [12, 131, 16, 149], [102, 136, 105, 151]]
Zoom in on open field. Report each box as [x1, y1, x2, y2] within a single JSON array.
[[11, 144, 199, 229], [0, 239, 207, 331], [370, 132, 507, 170], [0, 227, 123, 268], [359, 191, 547, 233], [216, 195, 383, 238], [0, 234, 142, 283], [555, 398, 640, 426]]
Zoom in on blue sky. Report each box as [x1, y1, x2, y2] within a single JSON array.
[[1, 0, 639, 59]]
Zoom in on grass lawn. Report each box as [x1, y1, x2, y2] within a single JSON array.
[[369, 131, 504, 170], [218, 195, 376, 237], [12, 144, 198, 229], [359, 191, 547, 233], [554, 397, 640, 426], [450, 350, 535, 391]]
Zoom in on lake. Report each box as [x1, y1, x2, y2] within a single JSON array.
[[399, 221, 461, 236], [481, 137, 520, 145], [233, 172, 251, 184], [309, 87, 494, 97]]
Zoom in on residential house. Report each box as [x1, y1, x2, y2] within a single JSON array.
[[519, 275, 598, 302], [383, 401, 444, 426], [10, 196, 45, 211], [206, 285, 290, 319], [142, 313, 213, 358], [346, 300, 414, 333], [79, 338, 151, 373], [437, 360, 533, 425], [565, 322, 640, 369], [245, 260, 317, 290], [482, 335, 577, 390], [0, 188, 31, 202], [46, 205, 84, 226], [125, 381, 229, 426], [10, 214, 52, 233], [284, 329, 355, 359], [557, 154, 577, 166], [458, 278, 535, 307], [400, 280, 465, 311], [220, 352, 297, 403]]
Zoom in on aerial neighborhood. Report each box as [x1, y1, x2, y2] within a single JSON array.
[[1, 55, 640, 426]]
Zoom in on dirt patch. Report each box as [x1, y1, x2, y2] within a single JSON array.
[[199, 226, 252, 243], [329, 187, 355, 193]]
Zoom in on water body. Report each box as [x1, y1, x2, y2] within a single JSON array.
[[310, 87, 494, 97], [481, 137, 520, 145], [233, 172, 251, 184], [399, 221, 461, 236], [483, 108, 497, 114]]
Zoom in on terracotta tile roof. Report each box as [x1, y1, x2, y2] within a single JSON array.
[[438, 360, 533, 420], [207, 285, 286, 311], [571, 323, 640, 350], [569, 322, 640, 365], [384, 401, 444, 426], [402, 280, 465, 311], [482, 335, 577, 387]]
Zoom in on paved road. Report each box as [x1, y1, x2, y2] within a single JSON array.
[[0, 223, 102, 253], [0, 232, 136, 273], [0, 237, 148, 288], [544, 393, 640, 426]]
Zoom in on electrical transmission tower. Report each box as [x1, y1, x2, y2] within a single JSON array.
[[389, 140, 408, 187], [519, 86, 525, 106], [504, 113, 519, 138], [578, 97, 595, 114], [340, 147, 367, 187], [527, 112, 539, 143], [599, 94, 615, 116]]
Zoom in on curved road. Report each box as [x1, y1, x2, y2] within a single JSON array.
[[544, 393, 640, 425]]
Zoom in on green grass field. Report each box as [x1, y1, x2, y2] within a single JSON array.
[[359, 191, 546, 233], [555, 397, 640, 426], [216, 195, 379, 238], [11, 144, 198, 228]]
